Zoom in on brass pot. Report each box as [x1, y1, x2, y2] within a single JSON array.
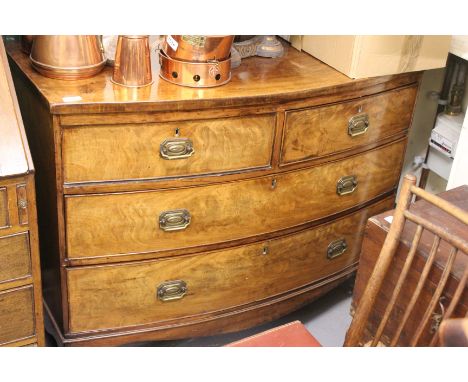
[[162, 35, 234, 62], [30, 35, 106, 80], [112, 35, 152, 87], [159, 51, 231, 88]]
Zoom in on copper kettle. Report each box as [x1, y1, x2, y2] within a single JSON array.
[[30, 35, 106, 80]]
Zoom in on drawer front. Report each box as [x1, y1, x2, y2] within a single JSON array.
[[62, 114, 276, 183], [281, 85, 417, 164], [0, 286, 35, 344], [0, 187, 8, 228], [65, 139, 405, 261], [0, 232, 31, 283], [67, 197, 394, 333]]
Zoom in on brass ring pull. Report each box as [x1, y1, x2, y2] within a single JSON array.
[[327, 238, 348, 259], [160, 137, 194, 160], [159, 209, 191, 232], [336, 175, 358, 196], [157, 280, 187, 302], [348, 113, 369, 137]]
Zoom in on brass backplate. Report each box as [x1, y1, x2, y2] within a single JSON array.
[[157, 280, 188, 302], [336, 175, 358, 196], [348, 113, 369, 137], [160, 138, 194, 160], [159, 209, 191, 232], [327, 238, 348, 259]]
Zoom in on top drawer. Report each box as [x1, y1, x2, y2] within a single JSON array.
[[281, 85, 417, 165], [61, 114, 276, 184]]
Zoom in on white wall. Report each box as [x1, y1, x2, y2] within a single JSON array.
[[446, 37, 468, 188], [398, 68, 446, 195]]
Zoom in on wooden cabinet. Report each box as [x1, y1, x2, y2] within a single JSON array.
[[7, 39, 421, 346], [0, 39, 44, 347]]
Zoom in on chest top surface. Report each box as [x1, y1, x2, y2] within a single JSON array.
[[6, 39, 420, 115], [0, 38, 32, 178]]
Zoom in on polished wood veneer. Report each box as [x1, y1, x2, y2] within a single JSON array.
[[7, 39, 420, 346], [65, 140, 405, 264], [67, 197, 393, 334], [62, 114, 277, 183]]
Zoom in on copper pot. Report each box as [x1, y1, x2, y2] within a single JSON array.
[[30, 35, 106, 80], [162, 35, 234, 62], [159, 51, 231, 88], [112, 35, 152, 87]]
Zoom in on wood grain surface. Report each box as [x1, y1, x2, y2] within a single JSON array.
[[65, 140, 406, 262], [0, 286, 35, 345], [5, 39, 421, 115], [62, 114, 276, 183], [281, 85, 418, 164], [0, 232, 31, 283], [67, 197, 393, 333]]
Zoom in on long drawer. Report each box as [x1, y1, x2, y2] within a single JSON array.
[[65, 139, 406, 262], [0, 232, 31, 284], [67, 196, 394, 333], [0, 286, 35, 345], [61, 114, 276, 183], [281, 85, 417, 165]]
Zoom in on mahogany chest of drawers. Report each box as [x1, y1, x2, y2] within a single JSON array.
[[7, 40, 420, 346], [0, 39, 44, 347]]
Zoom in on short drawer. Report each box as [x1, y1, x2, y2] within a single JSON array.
[[0, 286, 35, 345], [67, 196, 394, 333], [281, 85, 417, 165], [62, 114, 276, 183], [65, 139, 406, 262], [0, 232, 31, 284]]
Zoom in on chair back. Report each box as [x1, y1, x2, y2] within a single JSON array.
[[344, 174, 468, 346]]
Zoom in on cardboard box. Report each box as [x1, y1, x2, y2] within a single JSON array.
[[291, 36, 451, 79]]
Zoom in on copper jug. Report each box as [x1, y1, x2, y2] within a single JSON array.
[[112, 35, 152, 87], [30, 35, 106, 80]]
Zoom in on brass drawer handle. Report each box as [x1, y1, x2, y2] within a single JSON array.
[[157, 280, 187, 302], [159, 209, 191, 231], [160, 138, 194, 160], [348, 113, 369, 137], [336, 175, 358, 196], [327, 239, 348, 259]]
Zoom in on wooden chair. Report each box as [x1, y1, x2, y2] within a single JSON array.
[[228, 174, 468, 347]]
